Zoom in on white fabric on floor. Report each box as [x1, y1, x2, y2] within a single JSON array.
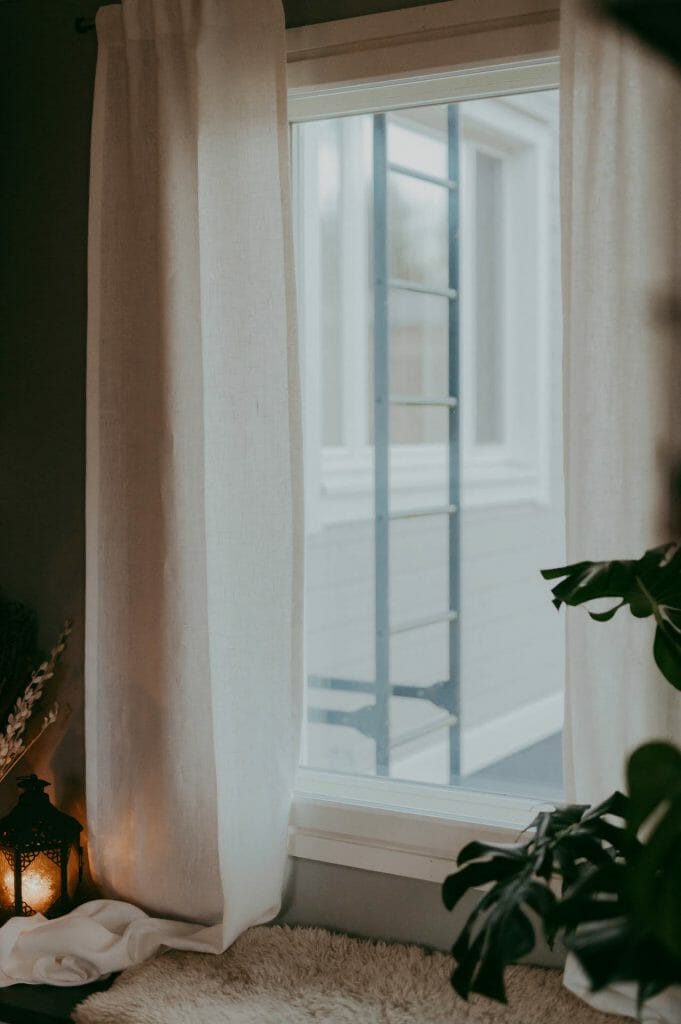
[[560, 0, 681, 805], [0, 901, 223, 987], [33, 0, 303, 980]]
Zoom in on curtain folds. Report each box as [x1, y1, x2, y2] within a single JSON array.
[[85, 0, 302, 942], [561, 0, 681, 803]]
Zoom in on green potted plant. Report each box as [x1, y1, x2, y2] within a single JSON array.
[[442, 543, 681, 1022]]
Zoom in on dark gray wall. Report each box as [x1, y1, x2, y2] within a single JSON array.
[[0, 0, 102, 823], [278, 859, 565, 965]]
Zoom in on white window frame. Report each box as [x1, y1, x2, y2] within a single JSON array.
[[462, 134, 513, 462], [287, 0, 560, 882], [460, 94, 554, 506]]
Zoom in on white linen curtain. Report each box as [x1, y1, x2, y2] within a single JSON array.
[[561, 0, 681, 804], [85, 0, 302, 940]]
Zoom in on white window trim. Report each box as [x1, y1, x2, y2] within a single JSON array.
[[290, 771, 555, 883], [460, 95, 554, 506], [286, 2, 560, 882]]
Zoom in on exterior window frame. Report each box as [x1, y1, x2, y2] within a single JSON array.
[[287, 0, 560, 881], [460, 94, 555, 507], [299, 96, 555, 530]]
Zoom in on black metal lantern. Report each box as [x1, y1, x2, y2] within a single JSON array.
[[0, 775, 83, 918]]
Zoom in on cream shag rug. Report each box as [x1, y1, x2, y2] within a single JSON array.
[[73, 925, 622, 1024]]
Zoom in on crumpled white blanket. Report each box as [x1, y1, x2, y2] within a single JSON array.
[[0, 899, 223, 987], [564, 953, 681, 1024]]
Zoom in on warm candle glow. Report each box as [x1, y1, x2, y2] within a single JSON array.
[[0, 862, 14, 911], [21, 854, 59, 915], [0, 853, 60, 916]]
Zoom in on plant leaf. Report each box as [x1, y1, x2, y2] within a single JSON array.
[[457, 840, 528, 867], [441, 785, 661, 1006], [451, 930, 485, 1001], [654, 624, 681, 689], [621, 744, 681, 963], [626, 742, 681, 834], [581, 790, 628, 823], [588, 601, 625, 622], [541, 544, 681, 688], [568, 918, 634, 991], [442, 858, 521, 911], [570, 923, 681, 1000]]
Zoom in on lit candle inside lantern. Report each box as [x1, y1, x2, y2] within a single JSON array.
[[19, 856, 60, 915]]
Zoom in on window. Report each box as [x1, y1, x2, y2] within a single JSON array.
[[295, 81, 563, 809], [285, 0, 562, 883]]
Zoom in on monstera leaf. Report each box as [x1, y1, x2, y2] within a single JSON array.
[[442, 841, 549, 1002], [442, 745, 681, 1009], [541, 543, 681, 689], [441, 795, 627, 1002]]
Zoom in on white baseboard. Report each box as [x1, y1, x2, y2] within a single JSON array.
[[461, 691, 563, 776]]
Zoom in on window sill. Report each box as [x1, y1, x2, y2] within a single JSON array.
[[289, 770, 547, 883]]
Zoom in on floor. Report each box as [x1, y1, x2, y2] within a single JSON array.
[[392, 727, 565, 800], [0, 976, 115, 1024], [464, 731, 564, 802]]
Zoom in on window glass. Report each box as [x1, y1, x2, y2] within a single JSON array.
[[296, 90, 564, 803], [387, 107, 448, 177], [317, 120, 345, 446], [389, 175, 449, 290], [389, 290, 449, 441]]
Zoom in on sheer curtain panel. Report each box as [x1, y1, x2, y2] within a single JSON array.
[[561, 0, 681, 803], [86, 0, 302, 941]]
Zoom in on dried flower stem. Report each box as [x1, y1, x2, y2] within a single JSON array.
[[0, 703, 61, 787], [0, 620, 72, 784]]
